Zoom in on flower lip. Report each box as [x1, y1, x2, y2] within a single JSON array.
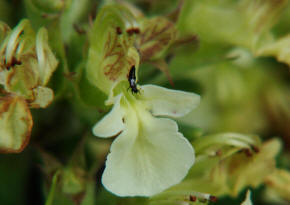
[[101, 106, 195, 196]]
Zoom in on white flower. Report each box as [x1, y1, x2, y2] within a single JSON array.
[[93, 84, 200, 196]]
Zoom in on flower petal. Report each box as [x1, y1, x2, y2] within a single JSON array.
[[92, 95, 125, 138], [102, 110, 195, 196], [141, 84, 200, 117], [36, 27, 58, 86]]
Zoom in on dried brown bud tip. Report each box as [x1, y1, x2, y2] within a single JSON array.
[[189, 195, 197, 202], [216, 150, 222, 156], [5, 56, 21, 70], [41, 13, 48, 18], [126, 28, 135, 35], [126, 27, 140, 35], [244, 149, 253, 157], [210, 195, 218, 202], [116, 27, 122, 35], [132, 28, 140, 34], [63, 72, 76, 80], [252, 146, 260, 153], [73, 24, 86, 35]]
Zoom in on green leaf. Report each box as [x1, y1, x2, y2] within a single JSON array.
[[0, 95, 32, 153]]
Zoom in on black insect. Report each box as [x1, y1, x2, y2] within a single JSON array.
[[128, 65, 140, 94]]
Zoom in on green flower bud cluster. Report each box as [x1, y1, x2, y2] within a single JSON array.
[[0, 19, 58, 152]]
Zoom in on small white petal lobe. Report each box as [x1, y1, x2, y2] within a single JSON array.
[[92, 95, 125, 138], [141, 84, 200, 118]]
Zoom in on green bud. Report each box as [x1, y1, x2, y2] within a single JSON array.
[[25, 0, 66, 14], [62, 167, 86, 195], [0, 19, 58, 107]]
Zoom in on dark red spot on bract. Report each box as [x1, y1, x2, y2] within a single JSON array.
[[210, 195, 218, 202], [126, 27, 140, 35], [252, 145, 260, 153], [244, 149, 253, 157], [116, 27, 122, 35], [216, 150, 222, 156], [5, 57, 21, 70], [189, 195, 197, 202]]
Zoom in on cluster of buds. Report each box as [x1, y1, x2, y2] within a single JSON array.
[[0, 20, 58, 153]]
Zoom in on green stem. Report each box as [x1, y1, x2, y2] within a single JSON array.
[[45, 170, 61, 205]]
